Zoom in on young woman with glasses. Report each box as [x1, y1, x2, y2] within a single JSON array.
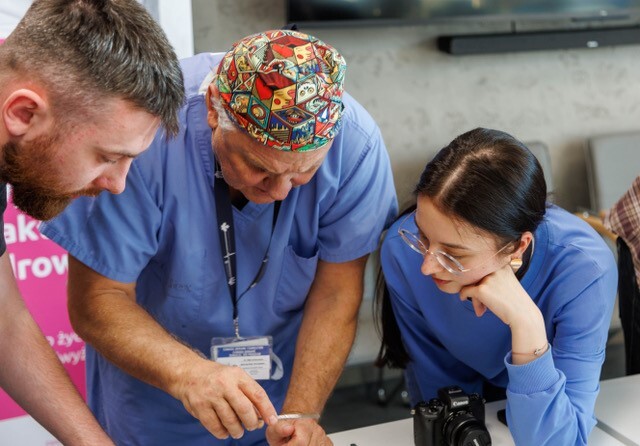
[[377, 128, 617, 446]]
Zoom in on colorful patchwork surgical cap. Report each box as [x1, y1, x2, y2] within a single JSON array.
[[213, 29, 347, 152]]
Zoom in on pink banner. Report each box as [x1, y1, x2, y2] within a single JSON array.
[[0, 191, 85, 421]]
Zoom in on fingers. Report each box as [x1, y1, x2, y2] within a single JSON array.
[[179, 362, 277, 440], [459, 282, 475, 299], [471, 296, 487, 317], [278, 419, 328, 446], [217, 370, 277, 437], [202, 390, 269, 440], [459, 285, 487, 317], [460, 286, 487, 317], [277, 421, 296, 438], [226, 385, 266, 432], [197, 405, 230, 440], [265, 421, 295, 446], [240, 379, 278, 426], [459, 295, 487, 317], [213, 398, 246, 439]]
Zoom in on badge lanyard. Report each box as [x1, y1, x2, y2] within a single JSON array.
[[213, 162, 280, 338]]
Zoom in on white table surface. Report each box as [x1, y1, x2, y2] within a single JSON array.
[[595, 374, 640, 445], [329, 399, 625, 445], [328, 400, 517, 445]]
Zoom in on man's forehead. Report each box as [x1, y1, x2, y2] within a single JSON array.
[[243, 139, 329, 174]]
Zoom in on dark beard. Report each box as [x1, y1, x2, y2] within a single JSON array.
[[9, 185, 73, 221], [0, 137, 74, 221]]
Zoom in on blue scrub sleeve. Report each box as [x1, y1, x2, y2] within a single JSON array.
[[318, 124, 397, 263], [504, 276, 614, 446], [40, 162, 162, 283]]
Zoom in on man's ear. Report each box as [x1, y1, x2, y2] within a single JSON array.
[[206, 83, 220, 131], [3, 89, 52, 139]]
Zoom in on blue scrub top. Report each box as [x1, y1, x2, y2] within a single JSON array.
[[41, 53, 398, 445], [381, 204, 617, 445]]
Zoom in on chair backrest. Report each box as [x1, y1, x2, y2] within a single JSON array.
[[587, 132, 640, 212], [526, 141, 554, 196]]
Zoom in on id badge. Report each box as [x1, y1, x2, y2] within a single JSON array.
[[211, 336, 272, 380]]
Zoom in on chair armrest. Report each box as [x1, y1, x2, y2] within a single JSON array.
[[573, 212, 618, 245]]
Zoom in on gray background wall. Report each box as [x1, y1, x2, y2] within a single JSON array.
[[192, 0, 640, 212]]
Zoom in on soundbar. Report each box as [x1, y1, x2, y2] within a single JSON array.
[[438, 26, 640, 55]]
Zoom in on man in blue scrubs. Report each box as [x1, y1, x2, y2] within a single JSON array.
[[0, 1, 183, 444], [42, 30, 397, 445]]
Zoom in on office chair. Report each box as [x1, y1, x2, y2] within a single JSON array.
[[581, 132, 640, 375], [586, 132, 640, 214]]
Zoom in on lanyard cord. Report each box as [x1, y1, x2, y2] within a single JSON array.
[[213, 163, 280, 337]]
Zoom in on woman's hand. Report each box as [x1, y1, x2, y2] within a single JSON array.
[[459, 262, 534, 325], [460, 263, 548, 365]]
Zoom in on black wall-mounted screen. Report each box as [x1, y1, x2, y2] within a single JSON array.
[[287, 0, 640, 28]]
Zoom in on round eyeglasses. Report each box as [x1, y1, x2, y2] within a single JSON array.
[[397, 210, 512, 275]]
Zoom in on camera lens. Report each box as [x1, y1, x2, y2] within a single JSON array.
[[443, 412, 491, 446]]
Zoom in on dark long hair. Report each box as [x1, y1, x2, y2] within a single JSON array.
[[376, 128, 547, 369]]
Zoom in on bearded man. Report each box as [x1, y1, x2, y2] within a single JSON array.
[[0, 1, 184, 444]]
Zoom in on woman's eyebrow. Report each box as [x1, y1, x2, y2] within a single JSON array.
[[416, 224, 468, 251], [440, 241, 470, 250]]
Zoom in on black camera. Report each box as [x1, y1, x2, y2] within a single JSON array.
[[412, 385, 491, 446]]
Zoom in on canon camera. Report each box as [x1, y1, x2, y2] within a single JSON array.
[[412, 385, 491, 446]]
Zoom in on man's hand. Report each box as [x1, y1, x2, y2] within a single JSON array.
[[68, 257, 279, 440], [173, 359, 278, 440], [266, 418, 333, 446]]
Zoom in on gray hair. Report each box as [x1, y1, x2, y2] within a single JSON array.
[[210, 96, 240, 132]]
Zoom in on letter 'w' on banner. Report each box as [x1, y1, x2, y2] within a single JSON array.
[[0, 188, 80, 444]]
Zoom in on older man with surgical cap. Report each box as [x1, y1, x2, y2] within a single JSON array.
[[42, 29, 397, 445]]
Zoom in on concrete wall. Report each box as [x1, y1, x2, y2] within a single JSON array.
[[192, 0, 640, 212], [140, 0, 194, 58]]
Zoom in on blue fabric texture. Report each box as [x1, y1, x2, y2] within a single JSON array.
[[41, 52, 398, 445], [381, 204, 617, 446]]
